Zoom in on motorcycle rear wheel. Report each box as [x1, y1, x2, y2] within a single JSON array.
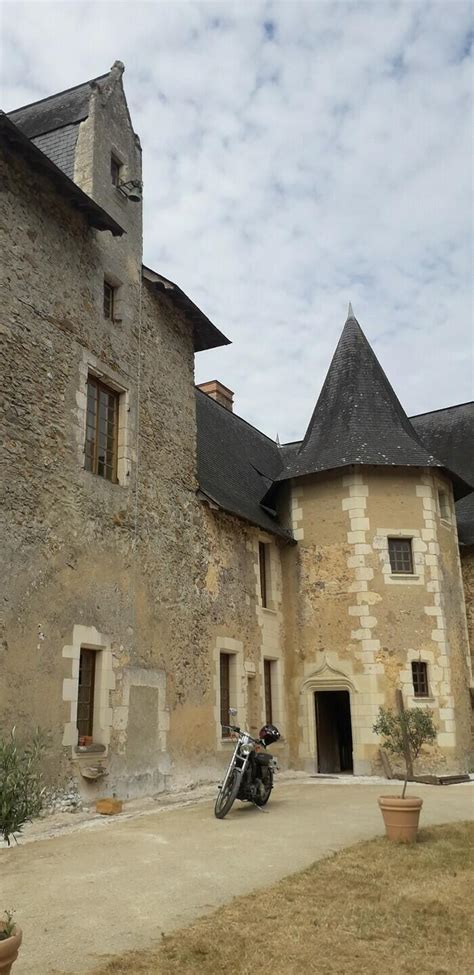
[[254, 769, 273, 806], [214, 768, 241, 819]]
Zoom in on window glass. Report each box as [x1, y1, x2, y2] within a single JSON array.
[[388, 538, 413, 574], [264, 659, 273, 724], [103, 281, 115, 319], [259, 542, 268, 607], [85, 376, 119, 481], [77, 649, 96, 739], [412, 661, 429, 697], [220, 653, 230, 737]]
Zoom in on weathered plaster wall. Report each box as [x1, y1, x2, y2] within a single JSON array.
[[189, 505, 288, 781], [280, 466, 472, 776]]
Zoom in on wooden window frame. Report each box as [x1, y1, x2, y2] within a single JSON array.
[[388, 538, 414, 574], [259, 542, 268, 607], [264, 659, 273, 725], [77, 648, 97, 739], [84, 375, 119, 483], [220, 653, 231, 737], [411, 661, 429, 698], [103, 280, 116, 320]]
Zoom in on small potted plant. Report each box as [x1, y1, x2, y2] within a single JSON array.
[[373, 704, 437, 842], [0, 911, 22, 974]]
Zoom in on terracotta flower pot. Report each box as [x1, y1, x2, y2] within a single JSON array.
[[0, 924, 22, 975], [378, 795, 423, 842]]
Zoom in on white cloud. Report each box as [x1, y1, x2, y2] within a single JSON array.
[[1, 0, 472, 441]]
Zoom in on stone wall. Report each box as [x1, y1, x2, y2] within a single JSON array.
[[0, 143, 205, 799], [279, 466, 472, 776], [460, 546, 474, 768]]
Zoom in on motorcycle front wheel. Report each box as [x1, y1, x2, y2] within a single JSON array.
[[254, 768, 273, 806], [214, 768, 241, 819]]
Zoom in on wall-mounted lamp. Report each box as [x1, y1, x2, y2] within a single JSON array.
[[118, 179, 143, 203]]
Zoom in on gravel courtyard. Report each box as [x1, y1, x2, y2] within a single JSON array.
[[1, 778, 472, 975]]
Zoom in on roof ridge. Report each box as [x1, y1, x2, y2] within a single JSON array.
[[8, 72, 109, 116], [410, 401, 473, 419], [195, 387, 279, 448]]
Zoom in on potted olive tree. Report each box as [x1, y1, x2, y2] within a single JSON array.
[[373, 704, 437, 842], [0, 912, 22, 974]]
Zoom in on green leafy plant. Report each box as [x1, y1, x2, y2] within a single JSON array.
[[0, 910, 16, 941], [0, 728, 47, 845], [373, 706, 437, 798]]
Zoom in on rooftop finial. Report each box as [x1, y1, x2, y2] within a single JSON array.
[[276, 433, 281, 446], [347, 302, 355, 320]]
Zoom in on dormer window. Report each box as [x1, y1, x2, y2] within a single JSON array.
[[110, 154, 122, 187]]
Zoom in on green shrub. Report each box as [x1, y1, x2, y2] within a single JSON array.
[[0, 911, 16, 941], [373, 706, 437, 797], [0, 728, 48, 845]]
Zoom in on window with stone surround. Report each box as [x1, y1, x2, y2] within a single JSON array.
[[110, 154, 122, 187], [264, 659, 274, 724], [220, 653, 231, 737], [388, 537, 414, 574], [77, 648, 97, 740], [103, 280, 116, 320], [85, 376, 119, 482], [412, 661, 429, 698], [258, 541, 275, 608], [438, 491, 451, 522]]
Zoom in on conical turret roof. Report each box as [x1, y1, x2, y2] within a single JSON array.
[[277, 309, 453, 482]]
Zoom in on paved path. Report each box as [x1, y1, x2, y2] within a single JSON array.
[[1, 779, 472, 974]]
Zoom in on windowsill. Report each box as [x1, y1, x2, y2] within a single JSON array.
[[390, 573, 420, 580], [75, 743, 107, 754], [260, 606, 277, 615], [412, 696, 434, 702], [82, 468, 121, 487]]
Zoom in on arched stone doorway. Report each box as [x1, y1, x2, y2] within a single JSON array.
[[299, 657, 357, 774]]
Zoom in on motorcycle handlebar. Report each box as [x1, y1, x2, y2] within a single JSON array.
[[221, 726, 265, 746]]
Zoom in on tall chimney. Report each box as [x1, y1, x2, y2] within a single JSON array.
[[197, 380, 234, 412]]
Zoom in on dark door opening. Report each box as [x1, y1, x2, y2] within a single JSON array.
[[315, 690, 353, 773]]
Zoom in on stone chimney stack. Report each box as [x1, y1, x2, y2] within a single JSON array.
[[197, 380, 234, 412]]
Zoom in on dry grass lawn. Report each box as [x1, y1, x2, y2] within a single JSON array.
[[81, 822, 473, 975]]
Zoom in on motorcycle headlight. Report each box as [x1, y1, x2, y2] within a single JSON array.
[[241, 744, 253, 756]]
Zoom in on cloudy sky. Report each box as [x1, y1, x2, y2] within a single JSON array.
[[1, 1, 472, 441]]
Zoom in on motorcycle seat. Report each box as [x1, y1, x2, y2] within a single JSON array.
[[255, 752, 273, 766]]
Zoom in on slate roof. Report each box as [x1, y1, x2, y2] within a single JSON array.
[[195, 389, 292, 539], [7, 75, 106, 175], [275, 312, 469, 500], [0, 113, 124, 236], [7, 75, 105, 138], [143, 265, 230, 353], [411, 403, 474, 544]]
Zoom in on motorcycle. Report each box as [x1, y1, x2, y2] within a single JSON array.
[[214, 709, 281, 819]]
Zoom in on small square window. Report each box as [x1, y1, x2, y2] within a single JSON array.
[[388, 538, 414, 574], [111, 155, 122, 187], [84, 375, 119, 482], [103, 281, 116, 320], [412, 661, 429, 697], [438, 491, 450, 521]]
